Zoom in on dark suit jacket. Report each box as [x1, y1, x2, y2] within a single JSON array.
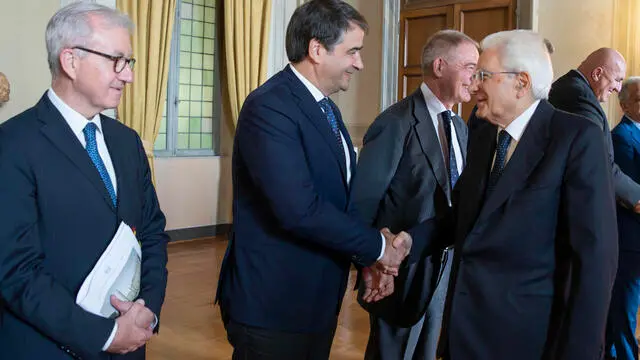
[[352, 88, 467, 327], [549, 70, 640, 207], [612, 116, 640, 251], [216, 65, 382, 334], [439, 100, 617, 360], [0, 94, 169, 360]]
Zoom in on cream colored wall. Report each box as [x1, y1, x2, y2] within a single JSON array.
[[535, 0, 620, 124], [0, 0, 59, 122], [332, 0, 383, 147]]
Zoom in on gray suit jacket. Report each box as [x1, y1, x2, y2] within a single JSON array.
[[352, 88, 467, 327]]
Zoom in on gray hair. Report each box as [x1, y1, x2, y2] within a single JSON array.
[[619, 77, 640, 103], [480, 30, 553, 100], [46, 1, 134, 78], [421, 30, 479, 75]]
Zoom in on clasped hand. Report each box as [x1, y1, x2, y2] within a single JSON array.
[[106, 295, 156, 354], [361, 228, 412, 303]]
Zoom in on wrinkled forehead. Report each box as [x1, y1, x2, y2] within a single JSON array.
[[477, 48, 502, 70]]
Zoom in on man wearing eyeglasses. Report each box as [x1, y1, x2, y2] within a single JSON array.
[[437, 30, 617, 360], [549, 49, 640, 216], [0, 3, 168, 360]]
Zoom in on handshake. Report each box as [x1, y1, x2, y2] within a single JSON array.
[[361, 228, 412, 303]]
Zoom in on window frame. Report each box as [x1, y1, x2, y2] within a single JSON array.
[[155, 0, 221, 157]]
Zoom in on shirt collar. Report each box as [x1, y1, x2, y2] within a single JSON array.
[[420, 82, 451, 117], [47, 88, 103, 137], [501, 100, 541, 142], [289, 64, 326, 103]]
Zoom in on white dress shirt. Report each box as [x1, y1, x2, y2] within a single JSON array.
[[289, 65, 386, 260], [47, 88, 123, 350], [47, 89, 118, 195], [420, 83, 464, 177], [493, 100, 541, 169]]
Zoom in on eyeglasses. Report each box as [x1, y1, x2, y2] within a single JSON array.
[[73, 46, 136, 73], [472, 70, 520, 82]]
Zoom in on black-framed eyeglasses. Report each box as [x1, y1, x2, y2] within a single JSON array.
[[73, 46, 136, 73], [472, 70, 520, 82]]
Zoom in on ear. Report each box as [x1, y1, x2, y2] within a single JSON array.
[[515, 72, 532, 98], [592, 67, 604, 82], [432, 58, 446, 78], [307, 38, 325, 64], [58, 48, 79, 80]]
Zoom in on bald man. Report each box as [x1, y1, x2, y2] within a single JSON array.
[[549, 48, 640, 212]]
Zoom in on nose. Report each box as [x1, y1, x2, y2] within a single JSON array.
[[118, 65, 134, 83], [353, 52, 364, 71], [469, 79, 480, 94]]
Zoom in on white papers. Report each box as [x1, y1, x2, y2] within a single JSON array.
[[76, 222, 141, 319]]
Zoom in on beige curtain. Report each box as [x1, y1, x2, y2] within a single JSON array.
[[224, 0, 272, 125], [116, 0, 177, 179], [611, 0, 640, 125]]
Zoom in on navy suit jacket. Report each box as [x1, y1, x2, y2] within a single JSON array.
[[217, 65, 382, 333], [439, 101, 618, 360], [0, 94, 169, 360], [612, 116, 640, 251]]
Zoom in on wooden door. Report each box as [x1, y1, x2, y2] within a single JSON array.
[[398, 6, 453, 100], [397, 0, 515, 121], [455, 0, 514, 120]]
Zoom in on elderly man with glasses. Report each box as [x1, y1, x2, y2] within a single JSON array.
[[0, 2, 168, 359], [436, 30, 617, 360]]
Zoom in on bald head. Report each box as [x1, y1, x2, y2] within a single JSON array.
[[577, 48, 626, 102]]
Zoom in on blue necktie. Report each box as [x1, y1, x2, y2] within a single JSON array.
[[83, 122, 116, 207], [487, 130, 512, 193], [318, 98, 344, 150], [441, 111, 459, 189]]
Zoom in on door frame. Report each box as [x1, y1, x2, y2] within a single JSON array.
[[379, 0, 535, 112]]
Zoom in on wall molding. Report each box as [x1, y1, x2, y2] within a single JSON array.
[[380, 0, 400, 112], [166, 224, 231, 242]]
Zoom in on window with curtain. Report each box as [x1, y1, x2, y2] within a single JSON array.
[[155, 0, 219, 156]]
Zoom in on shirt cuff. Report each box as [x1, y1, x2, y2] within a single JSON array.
[[101, 322, 118, 351], [377, 233, 386, 261], [151, 314, 158, 330]]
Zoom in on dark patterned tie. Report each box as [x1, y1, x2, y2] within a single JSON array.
[[83, 122, 116, 206], [318, 98, 344, 150], [487, 129, 512, 193], [441, 111, 459, 189]]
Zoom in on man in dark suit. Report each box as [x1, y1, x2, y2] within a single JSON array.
[[0, 3, 168, 360], [548, 48, 640, 212], [605, 77, 640, 360], [352, 30, 477, 360], [215, 1, 413, 359], [438, 30, 618, 360]]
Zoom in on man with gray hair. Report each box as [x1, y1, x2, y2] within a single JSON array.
[[353, 29, 477, 360], [0, 2, 168, 359], [605, 77, 640, 360], [437, 30, 617, 360]]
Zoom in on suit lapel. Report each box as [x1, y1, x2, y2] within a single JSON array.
[[101, 116, 124, 210], [411, 89, 450, 195], [477, 101, 551, 222], [453, 114, 468, 165], [622, 116, 640, 148], [37, 95, 116, 212], [284, 66, 349, 186]]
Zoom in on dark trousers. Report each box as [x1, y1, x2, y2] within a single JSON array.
[[365, 248, 453, 360], [606, 251, 640, 360], [226, 320, 336, 360]]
